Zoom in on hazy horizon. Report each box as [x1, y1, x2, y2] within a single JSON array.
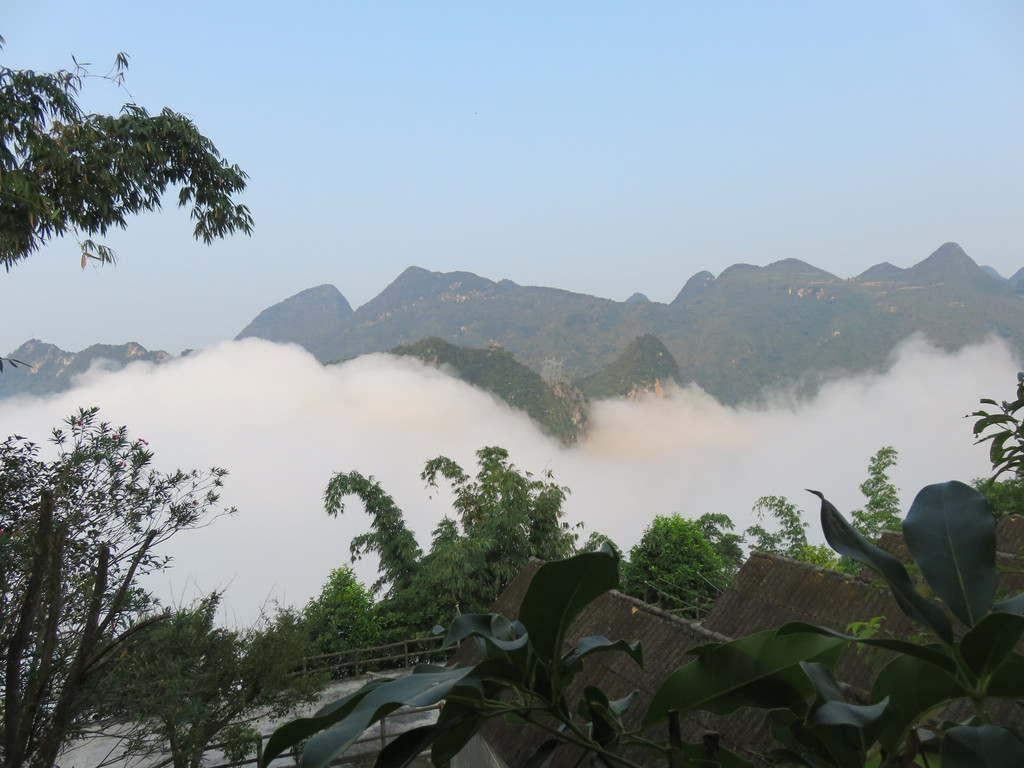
[[0, 334, 1013, 626]]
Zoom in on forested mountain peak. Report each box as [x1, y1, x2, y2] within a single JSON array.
[[854, 262, 905, 283], [582, 334, 682, 400], [357, 266, 499, 318], [9, 244, 1024, 412], [901, 241, 995, 286], [672, 270, 716, 305], [235, 284, 353, 348], [1, 340, 170, 398]]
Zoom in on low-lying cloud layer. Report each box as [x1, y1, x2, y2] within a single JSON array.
[[1, 336, 1015, 625]]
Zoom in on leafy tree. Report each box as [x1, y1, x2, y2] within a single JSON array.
[[0, 38, 252, 272], [745, 495, 838, 569], [581, 530, 623, 558], [695, 512, 745, 576], [323, 468, 423, 600], [849, 446, 901, 540], [0, 408, 235, 768], [745, 495, 809, 557], [263, 480, 1024, 768], [260, 547, 757, 768], [304, 566, 381, 659], [747, 449, 903, 572], [974, 474, 1024, 518], [97, 594, 322, 768], [324, 446, 577, 639], [621, 513, 729, 617], [972, 372, 1024, 516]]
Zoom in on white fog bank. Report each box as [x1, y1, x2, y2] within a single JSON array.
[[0, 336, 1016, 624]]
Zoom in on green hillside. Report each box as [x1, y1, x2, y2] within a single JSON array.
[[10, 243, 1024, 411], [0, 340, 171, 399], [387, 337, 588, 443], [235, 243, 1024, 405], [582, 334, 683, 400]]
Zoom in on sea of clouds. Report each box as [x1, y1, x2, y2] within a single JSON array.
[[0, 335, 1017, 625]]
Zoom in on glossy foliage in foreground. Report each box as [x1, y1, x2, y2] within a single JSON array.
[[264, 480, 1024, 767]]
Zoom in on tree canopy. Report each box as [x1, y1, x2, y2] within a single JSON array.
[[621, 513, 730, 618], [303, 566, 381, 659], [97, 594, 321, 768], [972, 372, 1024, 516], [0, 408, 235, 768], [324, 446, 577, 638], [0, 41, 252, 270]]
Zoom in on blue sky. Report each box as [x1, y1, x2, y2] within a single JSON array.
[[4, 1, 1024, 354]]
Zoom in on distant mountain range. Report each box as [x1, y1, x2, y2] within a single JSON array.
[[234, 242, 1024, 404], [5, 243, 1024, 440]]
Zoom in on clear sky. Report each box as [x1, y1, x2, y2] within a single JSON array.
[[4, 1, 1024, 354]]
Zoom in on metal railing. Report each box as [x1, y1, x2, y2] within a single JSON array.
[[202, 703, 443, 768], [301, 635, 449, 678], [196, 636, 453, 768]]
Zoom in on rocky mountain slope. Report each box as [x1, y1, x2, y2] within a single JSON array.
[[0, 340, 171, 399], [236, 243, 1024, 404], [7, 244, 1023, 425]]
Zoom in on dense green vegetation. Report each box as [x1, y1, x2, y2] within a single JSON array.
[[263, 372, 1024, 767], [0, 410, 319, 768], [98, 594, 321, 768], [389, 337, 588, 442], [265, 477, 1024, 768], [0, 42, 251, 272], [303, 565, 382, 659], [322, 447, 580, 641], [581, 333, 683, 400], [621, 513, 730, 618]]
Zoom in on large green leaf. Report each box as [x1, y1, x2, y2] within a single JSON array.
[[993, 591, 1024, 615], [982, 651, 1024, 698], [870, 653, 966, 752], [792, 661, 889, 768], [780, 621, 956, 672], [642, 627, 845, 727], [260, 680, 390, 766], [442, 613, 525, 648], [273, 667, 471, 768], [959, 611, 1024, 682], [559, 635, 642, 678], [517, 547, 619, 665], [429, 700, 487, 765], [376, 725, 445, 768], [903, 481, 996, 628], [811, 490, 954, 644], [941, 724, 1024, 768]]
